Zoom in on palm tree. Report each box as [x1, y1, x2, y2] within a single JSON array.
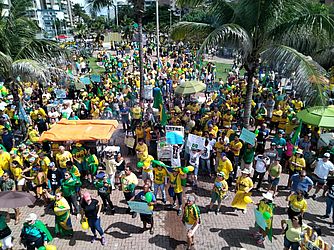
[[87, 0, 117, 25], [171, 0, 334, 127], [0, 0, 61, 79], [0, 0, 62, 134]]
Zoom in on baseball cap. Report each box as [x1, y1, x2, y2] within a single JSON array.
[[324, 152, 331, 158], [26, 213, 37, 222]]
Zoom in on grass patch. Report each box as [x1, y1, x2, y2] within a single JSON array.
[[203, 62, 245, 81], [88, 56, 105, 75]]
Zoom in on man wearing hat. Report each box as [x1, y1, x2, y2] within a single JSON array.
[[231, 168, 253, 214], [208, 172, 228, 214], [94, 171, 115, 214], [71, 143, 87, 172], [311, 153, 334, 199], [182, 195, 201, 249], [287, 149, 306, 189], [252, 192, 274, 245], [20, 213, 52, 250]]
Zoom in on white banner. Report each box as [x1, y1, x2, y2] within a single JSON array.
[[186, 134, 206, 150]]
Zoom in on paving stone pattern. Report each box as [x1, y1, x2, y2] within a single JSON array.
[[4, 128, 334, 250]]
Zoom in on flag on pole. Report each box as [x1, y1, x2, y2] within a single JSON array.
[[160, 104, 167, 126], [291, 120, 302, 145], [153, 87, 163, 109]]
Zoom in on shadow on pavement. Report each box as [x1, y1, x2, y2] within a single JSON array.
[[210, 227, 265, 248], [104, 221, 142, 239], [148, 234, 187, 249]]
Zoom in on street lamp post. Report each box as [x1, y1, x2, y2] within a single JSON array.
[[156, 0, 160, 70]]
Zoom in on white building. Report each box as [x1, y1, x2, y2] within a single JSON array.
[[1, 0, 10, 16], [26, 0, 74, 38]]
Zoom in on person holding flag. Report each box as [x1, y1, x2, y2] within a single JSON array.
[[130, 184, 156, 234], [251, 192, 275, 245], [182, 195, 201, 249], [208, 172, 228, 214]]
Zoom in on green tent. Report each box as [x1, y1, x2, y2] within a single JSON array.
[[296, 106, 334, 128]]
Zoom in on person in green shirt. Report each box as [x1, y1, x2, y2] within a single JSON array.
[[20, 213, 52, 250], [61, 171, 81, 216], [0, 212, 13, 249], [94, 172, 115, 215], [241, 143, 256, 170], [84, 149, 99, 183]]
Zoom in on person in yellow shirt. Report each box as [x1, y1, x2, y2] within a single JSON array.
[[291, 97, 303, 112], [288, 189, 307, 219], [169, 168, 187, 215], [39, 153, 51, 176], [222, 110, 233, 128], [56, 146, 73, 177], [231, 168, 253, 213], [230, 136, 243, 166], [0, 149, 10, 173], [9, 150, 23, 167], [153, 165, 168, 204], [208, 172, 228, 214], [287, 149, 306, 188], [182, 195, 201, 249], [217, 153, 233, 180], [135, 124, 145, 143], [135, 138, 148, 161], [271, 105, 283, 133], [27, 127, 40, 143], [120, 166, 138, 214], [131, 104, 142, 128]]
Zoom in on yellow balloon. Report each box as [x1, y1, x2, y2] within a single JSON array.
[[187, 166, 194, 172], [45, 245, 57, 250], [244, 196, 253, 204], [81, 221, 89, 230]]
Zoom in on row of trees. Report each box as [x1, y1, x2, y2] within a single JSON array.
[[172, 0, 334, 127]]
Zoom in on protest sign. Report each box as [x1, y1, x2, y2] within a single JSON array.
[[90, 74, 101, 83], [166, 125, 184, 145], [254, 208, 267, 231], [55, 89, 67, 99], [80, 77, 91, 85], [186, 134, 206, 150], [239, 128, 256, 146], [128, 201, 152, 215]]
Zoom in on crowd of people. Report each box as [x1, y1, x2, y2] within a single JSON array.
[[0, 37, 333, 250]]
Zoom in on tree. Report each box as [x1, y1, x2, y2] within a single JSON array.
[[0, 0, 61, 79], [72, 3, 85, 18], [171, 0, 334, 127], [0, 0, 62, 134], [86, 0, 116, 25]]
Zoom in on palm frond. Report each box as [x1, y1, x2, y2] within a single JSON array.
[[170, 22, 215, 41], [261, 45, 328, 106], [86, 0, 112, 12], [12, 59, 47, 83], [0, 51, 13, 79], [209, 0, 235, 24], [177, 0, 206, 8], [270, 13, 334, 54], [199, 23, 252, 60]]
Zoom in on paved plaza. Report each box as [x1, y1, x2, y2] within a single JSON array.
[[3, 128, 334, 250]]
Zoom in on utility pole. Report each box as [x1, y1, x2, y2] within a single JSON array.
[[156, 0, 160, 71], [136, 0, 144, 101]]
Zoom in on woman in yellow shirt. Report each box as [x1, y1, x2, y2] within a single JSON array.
[[287, 149, 306, 188], [288, 190, 307, 219], [135, 124, 145, 143]]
